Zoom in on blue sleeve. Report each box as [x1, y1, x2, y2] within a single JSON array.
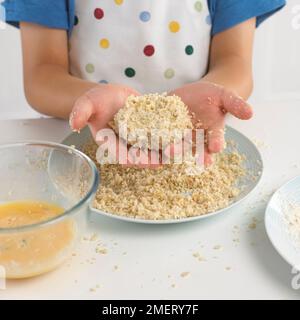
[[208, 0, 286, 36], [1, 0, 73, 30]]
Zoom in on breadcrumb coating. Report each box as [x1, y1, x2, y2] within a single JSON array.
[[113, 93, 193, 150]]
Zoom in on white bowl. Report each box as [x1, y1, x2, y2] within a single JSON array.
[[265, 176, 300, 270]]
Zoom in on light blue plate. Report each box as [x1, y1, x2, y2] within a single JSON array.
[[62, 126, 263, 224], [265, 176, 300, 270]]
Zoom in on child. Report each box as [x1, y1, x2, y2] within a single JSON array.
[[3, 0, 285, 164]]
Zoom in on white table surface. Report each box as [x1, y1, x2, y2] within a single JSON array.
[[0, 101, 300, 300]]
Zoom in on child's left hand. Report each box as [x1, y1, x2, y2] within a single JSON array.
[[169, 81, 253, 154]]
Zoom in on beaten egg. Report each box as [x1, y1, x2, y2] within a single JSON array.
[[0, 201, 76, 279]]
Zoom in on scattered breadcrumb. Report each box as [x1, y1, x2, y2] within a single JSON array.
[[232, 225, 240, 236], [192, 252, 206, 261], [67, 145, 76, 154], [82, 233, 99, 242], [213, 245, 222, 250], [283, 202, 300, 247], [95, 247, 108, 254], [180, 271, 190, 278], [248, 217, 258, 230], [89, 284, 101, 292], [248, 222, 257, 230], [90, 233, 99, 241]]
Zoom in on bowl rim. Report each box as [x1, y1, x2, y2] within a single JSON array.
[[264, 175, 300, 270], [0, 141, 99, 234]]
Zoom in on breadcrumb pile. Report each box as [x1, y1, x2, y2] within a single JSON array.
[[83, 142, 245, 220], [112, 93, 193, 150], [82, 93, 246, 220]]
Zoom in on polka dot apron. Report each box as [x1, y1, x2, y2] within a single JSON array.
[[69, 0, 212, 93]]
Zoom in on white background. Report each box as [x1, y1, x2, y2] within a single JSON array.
[[0, 0, 300, 119]]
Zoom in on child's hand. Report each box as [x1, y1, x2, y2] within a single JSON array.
[[169, 81, 253, 154], [69, 84, 161, 168], [69, 84, 139, 138]]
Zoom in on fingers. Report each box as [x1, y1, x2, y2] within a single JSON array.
[[207, 122, 225, 154], [123, 86, 140, 97], [221, 89, 253, 120], [204, 147, 213, 167], [69, 85, 140, 133], [69, 95, 94, 132]]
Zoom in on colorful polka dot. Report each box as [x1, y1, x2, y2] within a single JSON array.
[[125, 67, 136, 78], [194, 1, 203, 12], [99, 38, 110, 49], [143, 45, 155, 57], [94, 8, 104, 20], [185, 45, 194, 55], [114, 0, 123, 5], [164, 68, 175, 79], [85, 63, 95, 74], [169, 21, 180, 33], [139, 11, 151, 22], [99, 80, 108, 84], [206, 15, 212, 25], [74, 15, 79, 26]]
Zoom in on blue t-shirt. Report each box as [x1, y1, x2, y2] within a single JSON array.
[[1, 0, 286, 36]]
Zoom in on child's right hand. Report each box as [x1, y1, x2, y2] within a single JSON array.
[[69, 83, 139, 138], [69, 84, 161, 168]]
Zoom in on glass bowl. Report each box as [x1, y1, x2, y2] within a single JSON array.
[[0, 142, 99, 279]]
